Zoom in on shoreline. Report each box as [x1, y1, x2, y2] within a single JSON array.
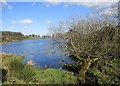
[[0, 37, 42, 45]]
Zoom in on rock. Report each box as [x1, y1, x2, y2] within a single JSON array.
[[44, 65, 49, 70], [27, 60, 34, 66], [59, 67, 62, 70]]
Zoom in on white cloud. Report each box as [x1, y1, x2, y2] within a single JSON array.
[[20, 29, 30, 34], [42, 0, 118, 17], [32, 2, 36, 6], [0, 0, 7, 9], [0, 0, 7, 5], [7, 5, 13, 9], [44, 3, 50, 7], [0, 0, 13, 9], [43, 0, 60, 5], [42, 0, 118, 3], [23, 25, 28, 29], [8, 26, 15, 29], [100, 7, 118, 16], [19, 19, 33, 24], [0, 20, 2, 24], [46, 20, 51, 24], [42, 0, 118, 8], [63, 4, 69, 8], [6, 0, 117, 9]]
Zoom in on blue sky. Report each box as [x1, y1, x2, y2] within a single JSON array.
[[1, 1, 117, 35]]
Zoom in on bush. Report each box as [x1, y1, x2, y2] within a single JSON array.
[[8, 56, 36, 83], [9, 56, 24, 72]]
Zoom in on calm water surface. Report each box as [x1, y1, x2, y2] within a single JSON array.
[[1, 38, 75, 68]]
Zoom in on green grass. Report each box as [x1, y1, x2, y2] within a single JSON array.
[[34, 67, 77, 84], [2, 54, 78, 84]]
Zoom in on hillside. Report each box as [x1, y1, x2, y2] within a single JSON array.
[[0, 31, 25, 43], [0, 31, 41, 44]]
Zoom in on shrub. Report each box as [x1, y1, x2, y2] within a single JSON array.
[[9, 56, 24, 72], [8, 56, 25, 78], [8, 56, 36, 83]]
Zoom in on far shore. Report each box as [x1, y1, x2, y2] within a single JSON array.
[[0, 37, 42, 45]]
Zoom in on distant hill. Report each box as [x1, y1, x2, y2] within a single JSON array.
[[0, 31, 25, 43], [0, 31, 42, 44]]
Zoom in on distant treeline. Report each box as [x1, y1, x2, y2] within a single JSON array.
[[26, 34, 40, 37]]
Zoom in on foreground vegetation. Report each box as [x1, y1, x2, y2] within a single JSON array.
[[1, 53, 78, 84]]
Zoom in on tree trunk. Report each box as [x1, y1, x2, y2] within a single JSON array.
[[78, 57, 92, 83]]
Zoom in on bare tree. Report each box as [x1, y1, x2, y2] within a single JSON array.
[[49, 4, 120, 84]]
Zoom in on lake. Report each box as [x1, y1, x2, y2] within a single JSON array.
[[1, 38, 75, 68]]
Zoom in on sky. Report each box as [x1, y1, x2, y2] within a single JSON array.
[[1, 0, 118, 35]]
